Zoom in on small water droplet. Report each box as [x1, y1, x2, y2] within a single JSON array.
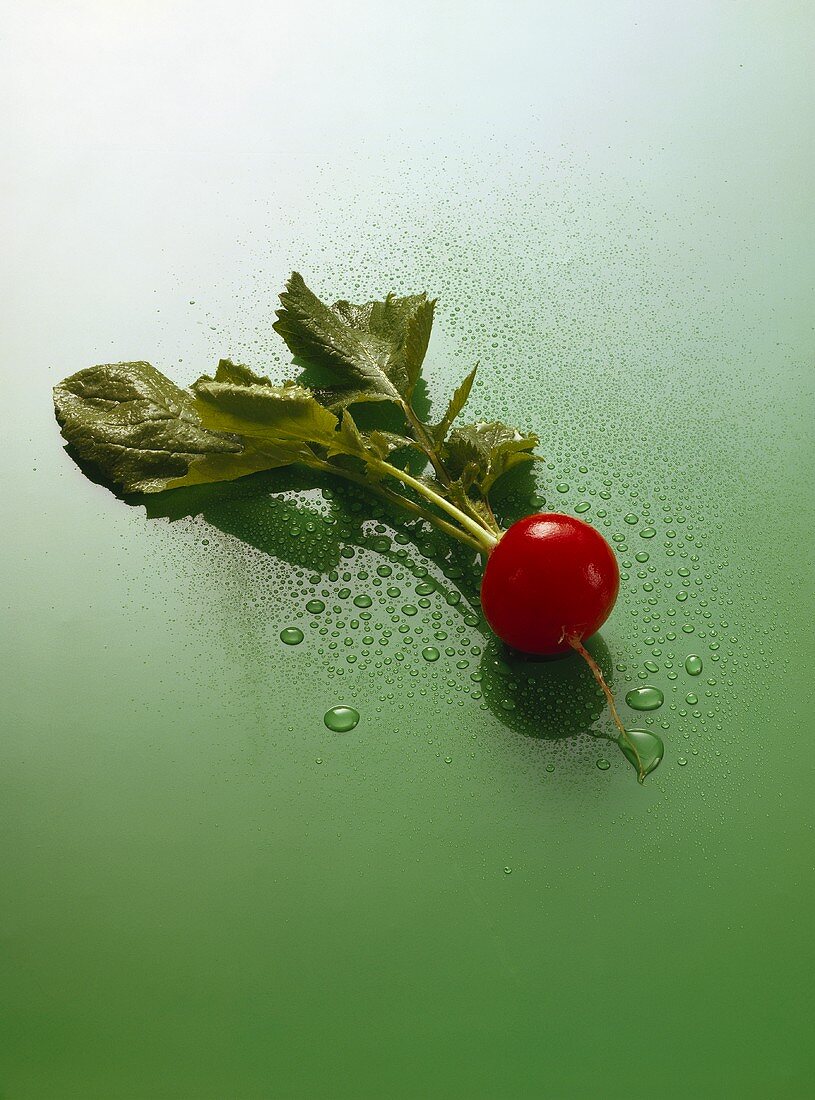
[[280, 627, 304, 645], [306, 599, 325, 614], [635, 551, 650, 563], [353, 594, 372, 608], [556, 483, 570, 493], [625, 686, 664, 711], [685, 654, 703, 675], [596, 758, 611, 771], [677, 757, 688, 766], [422, 647, 440, 662], [401, 604, 418, 616], [640, 527, 656, 539], [686, 692, 698, 705], [575, 502, 591, 513], [503, 866, 512, 875], [624, 513, 639, 525], [324, 706, 360, 732]]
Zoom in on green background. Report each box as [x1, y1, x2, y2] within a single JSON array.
[[2, 2, 813, 1097]]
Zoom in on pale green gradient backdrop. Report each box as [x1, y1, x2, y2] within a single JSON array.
[[2, 3, 813, 1098]]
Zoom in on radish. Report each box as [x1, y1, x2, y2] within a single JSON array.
[[53, 271, 657, 782], [481, 513, 648, 779], [481, 513, 619, 656]]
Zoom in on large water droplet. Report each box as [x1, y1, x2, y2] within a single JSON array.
[[625, 686, 664, 711], [280, 627, 304, 645], [685, 654, 703, 675], [422, 647, 440, 662], [324, 705, 360, 732], [618, 728, 664, 780], [306, 599, 325, 614]]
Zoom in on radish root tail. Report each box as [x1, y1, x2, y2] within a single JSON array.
[[567, 635, 645, 783]]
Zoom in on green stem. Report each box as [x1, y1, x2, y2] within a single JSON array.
[[307, 456, 487, 554], [378, 460, 500, 552], [400, 400, 449, 483], [400, 399, 500, 537]]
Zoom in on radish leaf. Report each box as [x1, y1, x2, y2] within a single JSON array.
[[273, 272, 435, 404], [444, 421, 540, 495]]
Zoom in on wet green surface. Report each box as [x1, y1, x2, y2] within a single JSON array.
[[2, 4, 814, 1097]]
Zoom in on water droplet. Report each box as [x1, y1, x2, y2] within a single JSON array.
[[686, 692, 698, 705], [324, 706, 360, 732], [503, 866, 512, 875], [401, 604, 418, 616], [306, 599, 325, 614], [353, 594, 372, 608], [422, 647, 440, 662], [624, 513, 639, 525], [280, 627, 304, 645], [640, 527, 656, 539], [677, 757, 688, 766], [618, 728, 664, 780], [635, 551, 650, 563], [685, 654, 703, 675], [625, 686, 664, 711], [644, 660, 660, 673], [556, 483, 570, 493], [596, 758, 611, 771], [575, 502, 591, 514]]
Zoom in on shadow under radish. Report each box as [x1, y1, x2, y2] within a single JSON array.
[[478, 632, 618, 742]]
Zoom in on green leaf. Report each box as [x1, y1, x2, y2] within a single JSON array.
[[52, 361, 266, 494], [315, 388, 397, 413], [273, 271, 435, 404], [195, 358, 276, 388], [367, 429, 421, 458], [192, 377, 340, 453], [443, 420, 540, 495], [192, 377, 386, 477], [326, 410, 370, 460], [431, 364, 478, 443]]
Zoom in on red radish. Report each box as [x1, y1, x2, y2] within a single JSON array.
[[481, 513, 620, 655], [481, 513, 644, 776]]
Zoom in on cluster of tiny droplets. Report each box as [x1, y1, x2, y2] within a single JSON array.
[[143, 148, 795, 795]]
